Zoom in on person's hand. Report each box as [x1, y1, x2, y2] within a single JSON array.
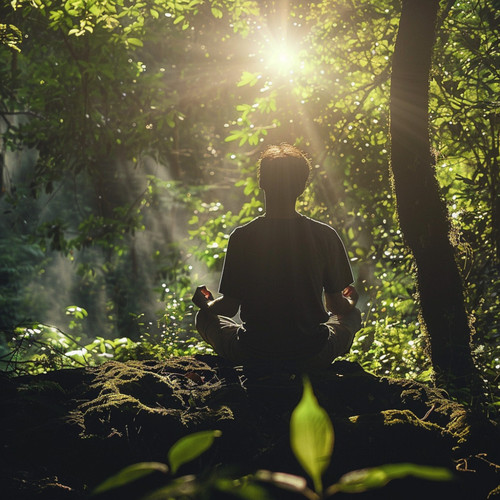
[[342, 285, 359, 308], [192, 285, 214, 310]]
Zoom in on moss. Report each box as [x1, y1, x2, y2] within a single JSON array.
[[73, 358, 234, 439], [382, 408, 445, 431], [1, 356, 499, 499], [488, 484, 500, 498]]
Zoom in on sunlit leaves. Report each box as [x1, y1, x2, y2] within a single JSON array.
[[2, 323, 138, 374], [2, 0, 498, 406], [127, 37, 144, 47], [225, 130, 247, 144], [429, 0, 500, 359], [211, 7, 223, 19], [11, 0, 203, 39], [0, 23, 23, 52], [237, 70, 260, 87]]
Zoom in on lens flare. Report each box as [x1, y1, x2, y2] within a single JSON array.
[[264, 38, 301, 75]]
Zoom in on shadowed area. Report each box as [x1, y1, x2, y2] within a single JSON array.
[[0, 357, 498, 499]]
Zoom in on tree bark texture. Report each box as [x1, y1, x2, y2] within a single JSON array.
[[389, 0, 476, 388]]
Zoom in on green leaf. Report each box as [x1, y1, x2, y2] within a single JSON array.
[[93, 462, 169, 494], [248, 133, 259, 146], [165, 113, 175, 128], [237, 71, 259, 87], [333, 463, 453, 494], [89, 4, 101, 16], [211, 7, 223, 18], [66, 305, 88, 319], [290, 377, 334, 494], [225, 131, 243, 142], [168, 430, 222, 474], [127, 37, 143, 47]]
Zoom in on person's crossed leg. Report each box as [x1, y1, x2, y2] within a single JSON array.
[[195, 300, 362, 369]]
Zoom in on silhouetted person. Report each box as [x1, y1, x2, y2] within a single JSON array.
[[192, 143, 361, 370]]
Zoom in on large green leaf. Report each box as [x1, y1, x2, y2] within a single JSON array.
[[93, 462, 168, 494], [168, 430, 222, 474], [290, 377, 334, 494]]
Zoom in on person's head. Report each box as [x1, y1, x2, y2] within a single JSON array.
[[258, 143, 311, 199]]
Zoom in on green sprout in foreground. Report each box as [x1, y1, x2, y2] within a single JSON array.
[[93, 377, 453, 499]]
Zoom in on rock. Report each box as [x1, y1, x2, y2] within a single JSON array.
[[0, 355, 498, 499]]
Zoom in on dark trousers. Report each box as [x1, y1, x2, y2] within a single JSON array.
[[195, 308, 362, 370]]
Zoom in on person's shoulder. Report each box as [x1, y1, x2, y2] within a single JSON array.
[[301, 215, 339, 234], [301, 216, 346, 246], [230, 216, 264, 236]]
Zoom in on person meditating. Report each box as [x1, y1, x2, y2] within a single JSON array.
[[192, 143, 361, 371]]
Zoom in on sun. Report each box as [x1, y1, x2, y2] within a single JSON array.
[[262, 38, 302, 76], [271, 45, 296, 72]]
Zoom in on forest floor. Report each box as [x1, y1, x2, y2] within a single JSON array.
[[0, 355, 499, 500]]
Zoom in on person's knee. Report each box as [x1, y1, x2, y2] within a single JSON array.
[[339, 307, 362, 335], [195, 309, 212, 342], [334, 310, 361, 357], [337, 326, 355, 357], [195, 309, 206, 329]]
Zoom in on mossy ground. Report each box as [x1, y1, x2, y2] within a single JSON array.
[[0, 355, 498, 499]]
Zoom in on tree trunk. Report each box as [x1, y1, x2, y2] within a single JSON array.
[[389, 0, 477, 391]]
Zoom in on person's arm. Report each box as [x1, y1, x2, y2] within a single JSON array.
[[322, 226, 357, 317], [206, 295, 240, 317], [325, 286, 358, 317], [192, 285, 240, 318]]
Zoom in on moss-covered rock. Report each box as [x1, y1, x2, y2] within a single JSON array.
[[0, 356, 498, 499]]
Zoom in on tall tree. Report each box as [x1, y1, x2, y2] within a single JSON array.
[[389, 0, 477, 392]]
